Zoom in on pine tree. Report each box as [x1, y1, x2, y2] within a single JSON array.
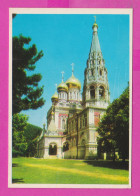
[[12, 35, 45, 114]]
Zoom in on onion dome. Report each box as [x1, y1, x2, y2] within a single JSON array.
[[57, 81, 68, 92], [66, 74, 81, 90], [66, 63, 81, 89], [92, 16, 98, 30], [57, 71, 68, 92], [93, 22, 98, 29], [51, 92, 58, 102]]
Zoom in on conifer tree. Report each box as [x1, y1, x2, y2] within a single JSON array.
[[12, 35, 45, 114]]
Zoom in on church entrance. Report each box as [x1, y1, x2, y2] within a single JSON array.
[[49, 143, 57, 155]]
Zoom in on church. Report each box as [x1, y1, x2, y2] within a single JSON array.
[[37, 18, 110, 159]]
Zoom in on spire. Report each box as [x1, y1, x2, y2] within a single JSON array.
[[47, 112, 57, 132], [90, 16, 101, 55], [83, 17, 110, 108]]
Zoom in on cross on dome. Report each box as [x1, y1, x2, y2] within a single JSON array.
[[71, 63, 74, 75], [93, 16, 98, 31], [94, 16, 96, 22], [61, 71, 64, 81]]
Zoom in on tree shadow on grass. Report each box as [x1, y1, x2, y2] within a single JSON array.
[[84, 160, 129, 170], [12, 178, 24, 183], [12, 163, 19, 167], [12, 163, 24, 183]]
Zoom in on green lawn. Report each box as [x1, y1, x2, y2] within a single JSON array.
[[12, 157, 129, 184]]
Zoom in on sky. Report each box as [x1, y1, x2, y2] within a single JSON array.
[[12, 13, 130, 128]]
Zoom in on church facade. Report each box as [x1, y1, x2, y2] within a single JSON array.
[[37, 19, 110, 159]]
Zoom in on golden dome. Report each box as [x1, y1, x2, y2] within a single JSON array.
[[51, 92, 58, 101], [66, 74, 81, 89], [93, 22, 98, 29], [57, 81, 68, 92]]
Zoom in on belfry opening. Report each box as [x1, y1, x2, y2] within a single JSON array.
[[90, 86, 95, 99]]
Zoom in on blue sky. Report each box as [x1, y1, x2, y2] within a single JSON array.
[[12, 14, 129, 128]]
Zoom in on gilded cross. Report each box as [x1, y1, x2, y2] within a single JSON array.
[[61, 71, 64, 81], [71, 63, 74, 74], [94, 16, 96, 22]]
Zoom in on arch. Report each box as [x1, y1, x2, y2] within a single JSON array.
[[62, 118, 65, 129], [100, 69, 102, 76], [70, 92, 72, 99], [99, 86, 105, 99], [63, 141, 69, 152], [49, 142, 57, 155], [90, 86, 95, 99]]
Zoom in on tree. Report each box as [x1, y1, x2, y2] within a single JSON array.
[[12, 35, 45, 114], [12, 14, 16, 19], [24, 124, 42, 157], [12, 113, 28, 157], [12, 114, 42, 157], [97, 86, 129, 161]]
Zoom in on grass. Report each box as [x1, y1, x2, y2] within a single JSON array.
[[12, 157, 129, 184]]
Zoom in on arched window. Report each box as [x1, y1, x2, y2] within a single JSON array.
[[99, 86, 104, 98], [90, 86, 95, 99], [62, 119, 65, 129], [100, 69, 102, 76], [63, 142, 69, 152], [70, 92, 72, 99]]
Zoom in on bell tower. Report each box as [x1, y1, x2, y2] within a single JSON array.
[[83, 17, 110, 108]]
